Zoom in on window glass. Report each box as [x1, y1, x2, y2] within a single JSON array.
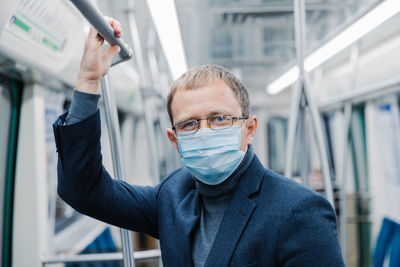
[[45, 91, 127, 261], [43, 89, 75, 239], [349, 105, 371, 267], [267, 117, 288, 175], [266, 116, 300, 176], [211, 29, 232, 58], [0, 84, 12, 266], [262, 27, 294, 57], [324, 106, 371, 266]]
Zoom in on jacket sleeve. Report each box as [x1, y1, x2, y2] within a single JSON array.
[[53, 110, 159, 238], [64, 90, 100, 125], [277, 193, 345, 267]]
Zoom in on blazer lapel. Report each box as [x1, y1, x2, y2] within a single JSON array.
[[204, 156, 265, 266], [174, 189, 201, 267], [205, 192, 256, 266]]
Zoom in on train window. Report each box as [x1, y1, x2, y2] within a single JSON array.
[[262, 27, 295, 58], [350, 106, 369, 192], [266, 117, 287, 175], [43, 90, 124, 258], [322, 113, 337, 180], [48, 96, 84, 234], [43, 89, 78, 237], [0, 84, 12, 266], [153, 120, 167, 179], [325, 105, 371, 266], [349, 105, 371, 266], [211, 29, 233, 58], [266, 116, 300, 177]]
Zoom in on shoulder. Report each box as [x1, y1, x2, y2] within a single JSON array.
[[155, 167, 196, 200], [262, 172, 343, 265], [258, 168, 335, 219]]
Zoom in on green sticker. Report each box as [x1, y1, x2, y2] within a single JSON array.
[[13, 17, 30, 32], [42, 37, 59, 51]]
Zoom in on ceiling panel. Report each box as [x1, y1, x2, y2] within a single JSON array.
[[175, 0, 382, 93]]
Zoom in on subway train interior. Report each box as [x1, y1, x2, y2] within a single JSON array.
[[1, 0, 400, 266]]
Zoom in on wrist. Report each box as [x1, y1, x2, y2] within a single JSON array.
[[76, 76, 100, 95]]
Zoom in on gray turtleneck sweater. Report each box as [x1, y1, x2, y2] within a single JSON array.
[[65, 90, 255, 267], [193, 145, 254, 266]]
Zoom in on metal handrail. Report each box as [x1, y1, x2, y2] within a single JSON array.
[[70, 0, 133, 65], [101, 76, 136, 267], [42, 249, 161, 265], [285, 0, 335, 208], [318, 77, 400, 112]]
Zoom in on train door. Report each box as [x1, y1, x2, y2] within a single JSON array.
[[0, 73, 22, 267]]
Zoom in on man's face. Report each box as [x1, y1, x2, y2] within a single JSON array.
[[166, 79, 257, 152]]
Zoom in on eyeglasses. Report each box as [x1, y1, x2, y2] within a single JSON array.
[[173, 115, 248, 136]]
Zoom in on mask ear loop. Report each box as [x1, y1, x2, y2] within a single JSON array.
[[241, 119, 247, 129], [239, 118, 249, 152]]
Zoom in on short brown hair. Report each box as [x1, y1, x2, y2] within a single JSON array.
[[167, 64, 250, 125]]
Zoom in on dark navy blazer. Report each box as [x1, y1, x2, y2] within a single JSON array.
[[53, 110, 344, 267]]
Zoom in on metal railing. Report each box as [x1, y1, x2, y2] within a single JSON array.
[[70, 0, 132, 65], [42, 249, 161, 265]]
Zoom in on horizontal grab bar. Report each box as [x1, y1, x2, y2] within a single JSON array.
[[70, 0, 133, 65], [42, 249, 161, 264]]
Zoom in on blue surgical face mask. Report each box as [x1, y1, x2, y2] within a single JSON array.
[[177, 126, 245, 185]]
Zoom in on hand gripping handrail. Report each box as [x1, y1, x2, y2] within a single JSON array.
[[70, 0, 133, 65]]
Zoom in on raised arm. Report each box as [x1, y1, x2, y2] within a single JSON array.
[[53, 19, 159, 238]]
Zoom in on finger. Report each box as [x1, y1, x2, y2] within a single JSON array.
[[111, 20, 122, 38], [104, 45, 121, 66], [105, 16, 122, 38]]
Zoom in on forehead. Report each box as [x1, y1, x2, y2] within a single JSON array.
[[171, 79, 242, 124]]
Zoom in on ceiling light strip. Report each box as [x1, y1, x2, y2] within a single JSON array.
[[266, 0, 400, 95], [146, 0, 188, 80]]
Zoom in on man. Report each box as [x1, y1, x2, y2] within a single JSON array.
[[53, 18, 344, 266]]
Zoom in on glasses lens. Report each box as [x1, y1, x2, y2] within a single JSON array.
[[175, 119, 198, 133], [208, 115, 232, 129]]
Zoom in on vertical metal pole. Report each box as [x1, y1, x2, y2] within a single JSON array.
[[101, 76, 136, 267], [338, 43, 359, 264], [299, 93, 309, 186], [285, 81, 302, 178], [285, 0, 306, 180], [339, 101, 352, 264], [294, 0, 306, 76], [293, 0, 335, 207], [303, 76, 335, 206]]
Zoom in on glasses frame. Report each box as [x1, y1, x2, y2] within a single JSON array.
[[172, 115, 248, 136]]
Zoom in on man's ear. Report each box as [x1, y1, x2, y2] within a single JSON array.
[[167, 128, 179, 151], [246, 115, 258, 144]]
